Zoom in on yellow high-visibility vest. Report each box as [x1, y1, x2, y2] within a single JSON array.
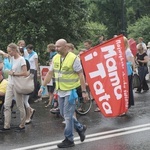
[[53, 52, 80, 90]]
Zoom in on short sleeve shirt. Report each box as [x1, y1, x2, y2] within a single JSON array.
[[125, 48, 133, 60], [136, 52, 147, 66], [8, 56, 26, 84], [28, 53, 38, 70]]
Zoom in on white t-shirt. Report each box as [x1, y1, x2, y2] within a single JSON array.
[[23, 48, 29, 59], [147, 48, 150, 66], [125, 48, 134, 60], [147, 48, 150, 58], [28, 53, 38, 70], [50, 57, 82, 97], [8, 56, 26, 84]]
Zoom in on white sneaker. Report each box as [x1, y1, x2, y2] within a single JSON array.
[[34, 98, 42, 103], [25, 119, 31, 124], [62, 120, 66, 124]]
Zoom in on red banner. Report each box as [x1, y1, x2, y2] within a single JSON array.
[[128, 38, 137, 57], [80, 35, 129, 117]]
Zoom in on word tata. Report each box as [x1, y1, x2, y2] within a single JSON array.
[[85, 41, 125, 114]]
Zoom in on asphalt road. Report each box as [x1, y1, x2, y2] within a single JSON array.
[[1, 84, 150, 150]]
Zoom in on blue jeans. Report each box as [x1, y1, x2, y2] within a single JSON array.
[[58, 95, 83, 142]]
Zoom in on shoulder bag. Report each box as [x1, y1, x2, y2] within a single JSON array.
[[13, 73, 34, 95], [132, 73, 141, 89]]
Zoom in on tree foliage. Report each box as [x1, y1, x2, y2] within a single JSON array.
[[82, 0, 150, 39], [127, 16, 150, 43], [85, 22, 108, 45], [88, 0, 126, 38], [0, 0, 88, 64], [0, 0, 149, 64]]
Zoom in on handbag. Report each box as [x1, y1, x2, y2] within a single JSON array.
[[132, 73, 141, 89], [13, 74, 34, 94]]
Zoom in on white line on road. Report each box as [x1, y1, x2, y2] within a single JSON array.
[[12, 123, 150, 150]]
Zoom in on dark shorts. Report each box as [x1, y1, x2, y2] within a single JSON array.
[[47, 82, 55, 93]]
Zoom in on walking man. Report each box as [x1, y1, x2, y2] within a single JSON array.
[[38, 39, 89, 148]]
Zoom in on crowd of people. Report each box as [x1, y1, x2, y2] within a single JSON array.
[[0, 35, 149, 148]]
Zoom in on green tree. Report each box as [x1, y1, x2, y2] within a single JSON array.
[[126, 0, 150, 19], [85, 22, 108, 45], [127, 16, 150, 43], [87, 0, 127, 38], [0, 0, 88, 64], [82, 0, 150, 38]]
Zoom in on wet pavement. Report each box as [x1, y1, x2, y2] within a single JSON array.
[[1, 84, 150, 150]]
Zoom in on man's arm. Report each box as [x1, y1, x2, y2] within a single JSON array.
[[73, 57, 89, 100], [78, 70, 86, 92], [78, 70, 89, 101], [42, 70, 53, 86], [0, 91, 5, 96]]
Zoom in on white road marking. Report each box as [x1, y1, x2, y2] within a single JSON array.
[[12, 123, 150, 150]]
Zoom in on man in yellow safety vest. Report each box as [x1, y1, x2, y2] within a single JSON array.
[[38, 39, 89, 148]]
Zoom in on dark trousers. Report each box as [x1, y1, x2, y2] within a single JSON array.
[[128, 75, 134, 108], [30, 69, 39, 99], [137, 66, 149, 92]]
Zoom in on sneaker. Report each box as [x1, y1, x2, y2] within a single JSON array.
[[25, 119, 31, 124], [94, 107, 100, 112], [119, 113, 126, 117], [34, 98, 42, 103], [14, 127, 25, 132], [45, 104, 51, 108], [0, 128, 11, 132], [77, 125, 87, 142], [135, 90, 141, 93], [34, 99, 39, 103], [50, 108, 60, 114], [143, 89, 149, 92], [57, 138, 75, 148], [62, 120, 66, 124]]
